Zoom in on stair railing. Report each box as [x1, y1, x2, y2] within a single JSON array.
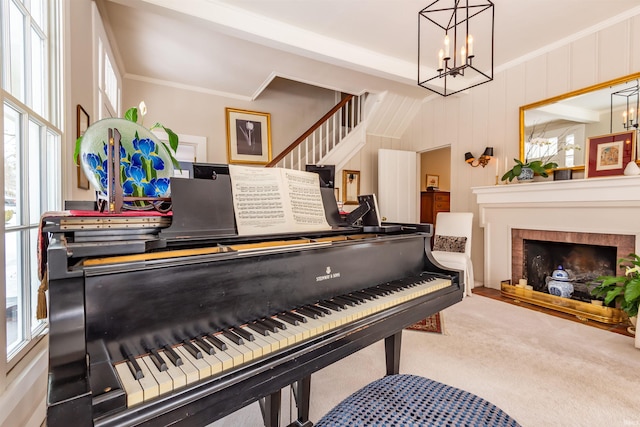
[[266, 93, 365, 169]]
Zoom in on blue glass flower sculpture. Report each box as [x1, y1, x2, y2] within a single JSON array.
[[79, 118, 174, 204]]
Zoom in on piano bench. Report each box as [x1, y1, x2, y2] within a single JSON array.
[[315, 374, 520, 427]]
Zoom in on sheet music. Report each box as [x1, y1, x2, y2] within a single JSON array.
[[229, 165, 331, 235]]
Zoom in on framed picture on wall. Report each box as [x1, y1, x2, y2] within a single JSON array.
[[585, 131, 636, 178], [426, 174, 439, 188], [225, 108, 272, 165], [76, 104, 90, 190], [343, 170, 360, 205]]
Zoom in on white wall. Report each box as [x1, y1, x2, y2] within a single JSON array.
[[338, 134, 412, 211], [67, 0, 95, 202], [120, 77, 337, 166], [66, 2, 338, 202], [400, 14, 640, 286]]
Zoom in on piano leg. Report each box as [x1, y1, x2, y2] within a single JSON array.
[[385, 331, 402, 375], [259, 389, 281, 427], [288, 376, 312, 427]]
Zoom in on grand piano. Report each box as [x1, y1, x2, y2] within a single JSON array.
[[45, 166, 463, 427]]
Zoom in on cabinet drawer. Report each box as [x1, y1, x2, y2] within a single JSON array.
[[435, 201, 449, 210], [434, 194, 449, 202]]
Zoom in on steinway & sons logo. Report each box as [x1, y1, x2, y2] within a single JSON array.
[[316, 266, 341, 282]]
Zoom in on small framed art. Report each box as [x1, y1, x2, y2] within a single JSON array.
[[226, 108, 272, 165], [426, 174, 439, 188], [585, 131, 636, 178], [76, 104, 90, 189], [343, 170, 360, 205]]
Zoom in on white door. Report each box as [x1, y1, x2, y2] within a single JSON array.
[[378, 148, 417, 223]]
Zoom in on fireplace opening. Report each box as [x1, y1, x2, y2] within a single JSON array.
[[524, 239, 616, 302]]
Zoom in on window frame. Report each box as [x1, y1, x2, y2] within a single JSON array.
[[94, 2, 121, 119], [2, 0, 62, 369]]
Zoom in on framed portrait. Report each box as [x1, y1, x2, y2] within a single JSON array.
[[426, 174, 439, 188], [76, 104, 90, 189], [343, 170, 360, 205], [585, 131, 636, 178], [226, 108, 272, 165]]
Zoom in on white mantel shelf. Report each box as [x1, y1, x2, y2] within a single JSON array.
[[472, 175, 640, 205], [471, 175, 640, 290]]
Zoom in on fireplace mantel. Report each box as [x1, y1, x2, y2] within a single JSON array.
[[472, 176, 640, 290], [473, 175, 640, 205]]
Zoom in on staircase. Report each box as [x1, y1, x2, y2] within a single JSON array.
[[266, 91, 422, 172], [266, 93, 368, 171]]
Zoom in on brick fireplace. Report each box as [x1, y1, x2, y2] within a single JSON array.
[[511, 228, 634, 300], [472, 176, 640, 290]]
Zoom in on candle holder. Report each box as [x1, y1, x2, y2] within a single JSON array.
[[418, 0, 494, 97], [611, 80, 639, 132]]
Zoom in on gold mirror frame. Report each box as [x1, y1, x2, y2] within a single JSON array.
[[519, 71, 640, 171]]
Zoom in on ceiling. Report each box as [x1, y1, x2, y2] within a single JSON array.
[[99, 0, 640, 100]]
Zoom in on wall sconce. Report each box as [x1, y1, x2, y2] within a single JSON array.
[[464, 147, 493, 168]]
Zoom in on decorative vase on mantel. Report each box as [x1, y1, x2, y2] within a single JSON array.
[[517, 166, 534, 182]]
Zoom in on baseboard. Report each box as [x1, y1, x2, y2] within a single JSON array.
[[0, 346, 47, 427]]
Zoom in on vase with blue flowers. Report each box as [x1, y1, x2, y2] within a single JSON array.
[[74, 102, 179, 211]]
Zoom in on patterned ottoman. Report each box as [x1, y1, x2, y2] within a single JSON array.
[[315, 374, 520, 426]]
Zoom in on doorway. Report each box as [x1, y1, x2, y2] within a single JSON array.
[[420, 147, 451, 192], [419, 147, 451, 230]]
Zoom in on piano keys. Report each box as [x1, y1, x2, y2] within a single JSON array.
[[45, 177, 463, 427], [111, 274, 450, 408]]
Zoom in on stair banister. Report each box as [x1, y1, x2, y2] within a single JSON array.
[[265, 94, 354, 168]]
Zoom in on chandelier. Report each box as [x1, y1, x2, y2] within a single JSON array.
[[418, 0, 494, 96], [611, 80, 639, 131]]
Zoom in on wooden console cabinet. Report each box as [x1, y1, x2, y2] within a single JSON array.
[[420, 190, 450, 225]]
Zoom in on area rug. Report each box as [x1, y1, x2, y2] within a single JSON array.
[[405, 312, 444, 333]]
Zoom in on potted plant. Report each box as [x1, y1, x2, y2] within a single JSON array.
[[501, 157, 557, 182], [591, 253, 640, 346], [501, 125, 580, 182]]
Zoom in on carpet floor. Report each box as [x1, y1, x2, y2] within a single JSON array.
[[209, 295, 640, 427]]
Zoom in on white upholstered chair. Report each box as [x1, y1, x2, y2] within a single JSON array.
[[431, 212, 474, 297]]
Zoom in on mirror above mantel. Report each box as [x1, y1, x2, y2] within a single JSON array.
[[519, 72, 640, 172]]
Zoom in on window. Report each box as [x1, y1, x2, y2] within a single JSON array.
[[95, 6, 121, 119], [525, 124, 583, 169], [564, 134, 575, 167], [2, 0, 62, 364]]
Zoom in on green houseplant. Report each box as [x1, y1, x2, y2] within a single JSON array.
[[591, 253, 640, 322], [501, 158, 557, 182]]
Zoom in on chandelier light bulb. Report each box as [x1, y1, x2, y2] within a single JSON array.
[[444, 34, 450, 59], [418, 0, 494, 96]]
